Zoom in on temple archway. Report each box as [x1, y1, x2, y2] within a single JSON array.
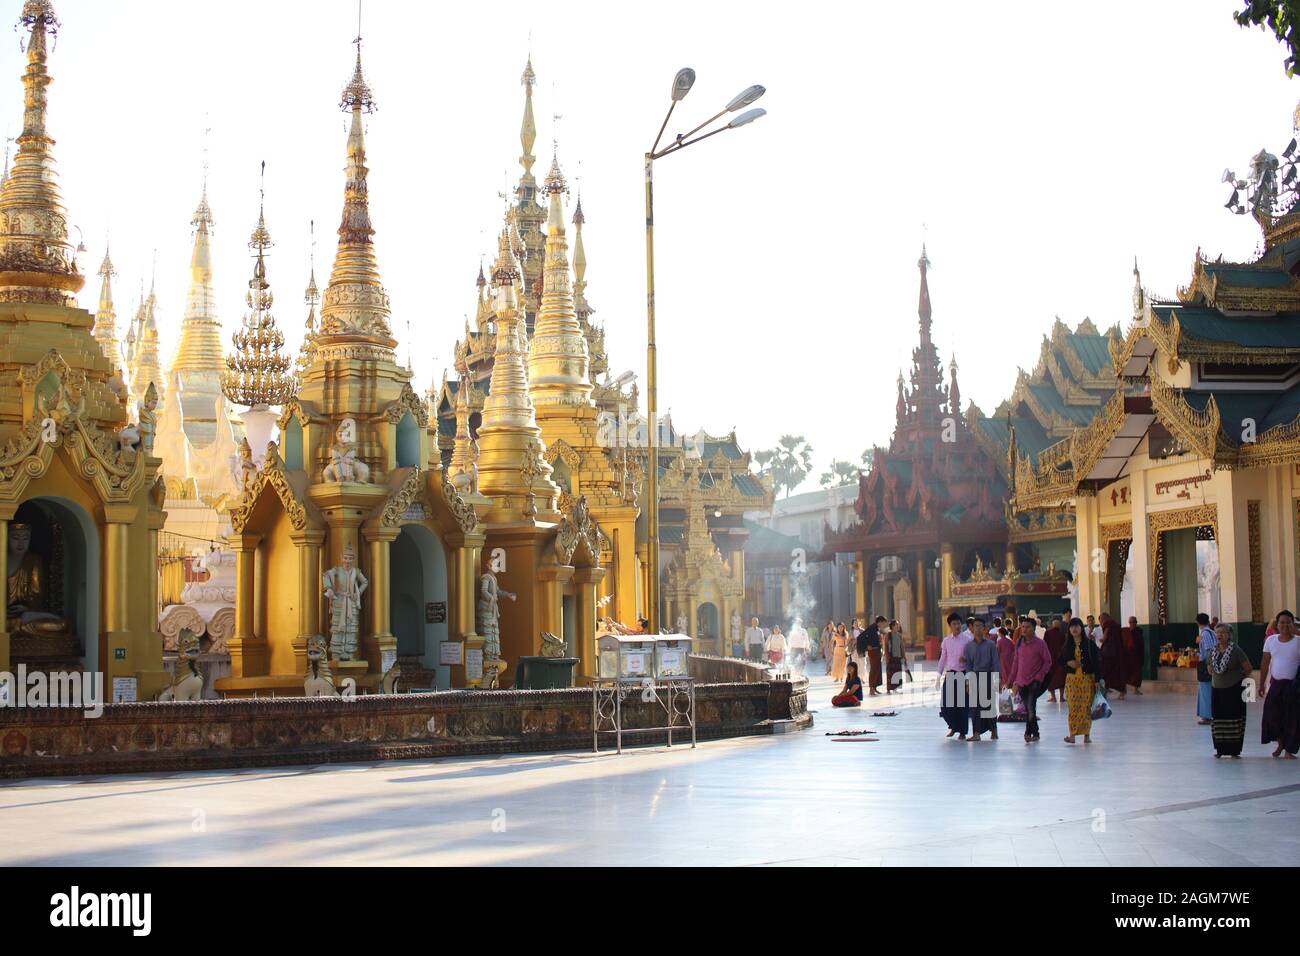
[[697, 601, 719, 650], [389, 523, 450, 685], [10, 496, 100, 673]]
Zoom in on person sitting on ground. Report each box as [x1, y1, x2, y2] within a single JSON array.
[[832, 661, 864, 707]]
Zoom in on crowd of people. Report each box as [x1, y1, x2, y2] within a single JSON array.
[[819, 604, 1300, 759], [822, 616, 910, 702]]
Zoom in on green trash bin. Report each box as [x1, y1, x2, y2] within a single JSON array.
[[515, 656, 578, 689]]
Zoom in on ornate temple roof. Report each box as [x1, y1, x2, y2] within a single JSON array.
[[1010, 109, 1300, 512], [822, 249, 1006, 557]]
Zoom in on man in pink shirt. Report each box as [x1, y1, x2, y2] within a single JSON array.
[[1009, 616, 1053, 743], [936, 612, 973, 739]]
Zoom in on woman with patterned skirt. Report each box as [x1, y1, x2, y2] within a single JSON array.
[[1209, 623, 1252, 758], [1061, 617, 1100, 744]]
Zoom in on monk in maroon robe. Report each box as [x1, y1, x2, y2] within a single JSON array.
[[1099, 612, 1126, 699], [1043, 618, 1067, 702], [1122, 616, 1145, 694]]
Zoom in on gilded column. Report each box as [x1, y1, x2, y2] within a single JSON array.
[[363, 525, 399, 673], [914, 555, 928, 641], [291, 529, 325, 674], [228, 533, 262, 676], [102, 510, 132, 635], [573, 566, 605, 681], [940, 542, 954, 602], [446, 532, 484, 687]]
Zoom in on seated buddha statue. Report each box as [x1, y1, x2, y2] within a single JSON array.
[[6, 522, 72, 638]]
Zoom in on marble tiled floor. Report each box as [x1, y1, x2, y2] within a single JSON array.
[[0, 669, 1295, 866]]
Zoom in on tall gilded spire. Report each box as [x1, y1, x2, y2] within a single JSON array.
[[512, 57, 547, 334], [571, 192, 590, 324], [316, 35, 392, 346], [129, 260, 164, 415], [447, 357, 476, 489], [296, 222, 320, 379], [528, 154, 591, 409], [475, 218, 559, 519], [92, 245, 121, 372], [168, 173, 226, 447], [520, 58, 536, 177], [221, 183, 294, 408], [0, 1, 82, 304]]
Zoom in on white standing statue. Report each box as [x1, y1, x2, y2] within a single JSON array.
[[730, 610, 742, 650], [322, 417, 371, 483], [476, 570, 516, 688], [323, 543, 368, 661], [676, 611, 689, 636]]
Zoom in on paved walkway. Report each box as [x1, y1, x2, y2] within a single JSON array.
[[1, 668, 1296, 866]]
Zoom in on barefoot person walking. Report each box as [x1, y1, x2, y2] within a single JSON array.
[[1062, 617, 1100, 745], [1260, 610, 1300, 759], [1209, 623, 1252, 759]]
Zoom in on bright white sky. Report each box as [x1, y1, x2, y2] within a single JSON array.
[[5, 1, 1296, 495]]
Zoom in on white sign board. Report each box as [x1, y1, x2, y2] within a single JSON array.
[[439, 641, 464, 666], [111, 677, 137, 703], [465, 648, 484, 681]]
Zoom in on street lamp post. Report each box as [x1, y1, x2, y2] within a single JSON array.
[[643, 70, 766, 633]]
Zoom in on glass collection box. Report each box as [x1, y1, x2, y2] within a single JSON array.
[[654, 636, 693, 678]]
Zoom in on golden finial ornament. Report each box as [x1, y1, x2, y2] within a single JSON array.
[[221, 166, 294, 408], [315, 32, 392, 345]]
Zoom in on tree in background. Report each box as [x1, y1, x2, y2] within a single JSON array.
[[819, 459, 860, 487], [860, 448, 875, 471], [1236, 1, 1300, 75], [756, 434, 814, 498]]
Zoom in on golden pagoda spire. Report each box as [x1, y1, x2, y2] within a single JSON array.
[[520, 57, 537, 177], [221, 176, 294, 409], [528, 153, 591, 409], [571, 191, 590, 324], [447, 356, 475, 488], [92, 243, 121, 373], [129, 256, 164, 415], [296, 220, 320, 379], [512, 57, 546, 333], [0, 1, 82, 305], [316, 35, 392, 347], [475, 219, 559, 519], [167, 172, 226, 447]]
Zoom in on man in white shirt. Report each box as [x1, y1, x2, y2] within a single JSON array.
[[744, 617, 766, 662]]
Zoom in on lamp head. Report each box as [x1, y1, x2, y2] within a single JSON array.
[[727, 107, 766, 129], [671, 68, 696, 102], [726, 84, 765, 112]]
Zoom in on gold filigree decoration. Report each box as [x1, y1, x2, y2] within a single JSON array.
[[1099, 521, 1133, 546], [439, 471, 478, 533], [544, 438, 581, 470], [383, 382, 430, 428], [229, 453, 308, 533], [380, 467, 425, 527]]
